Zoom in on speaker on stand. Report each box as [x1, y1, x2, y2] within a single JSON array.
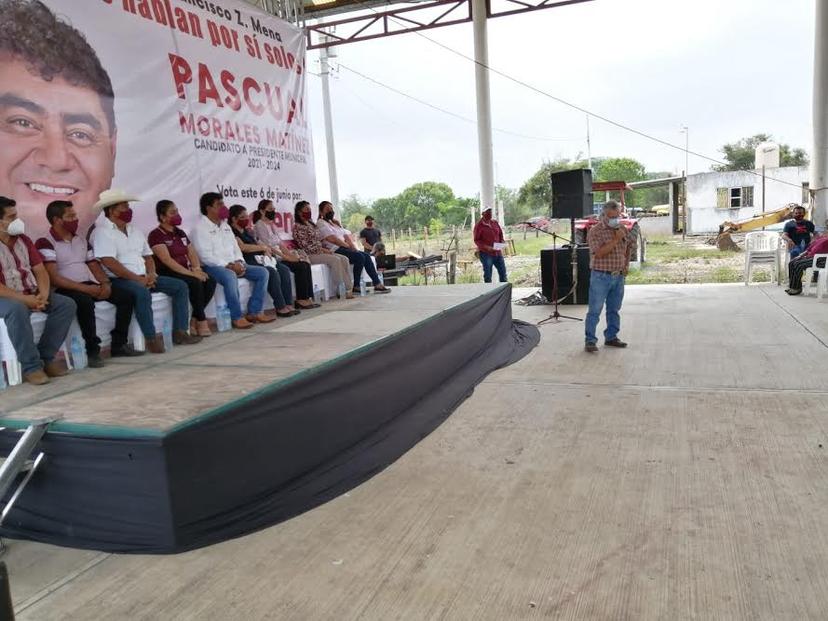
[[548, 169, 593, 305]]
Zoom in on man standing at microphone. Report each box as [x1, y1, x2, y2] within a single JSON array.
[[584, 200, 635, 353]]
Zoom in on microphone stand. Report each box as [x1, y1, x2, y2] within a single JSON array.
[[520, 222, 582, 325]]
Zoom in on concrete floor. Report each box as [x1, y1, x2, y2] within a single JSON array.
[[7, 283, 828, 620]]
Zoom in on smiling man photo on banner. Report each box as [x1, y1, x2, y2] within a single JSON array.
[[0, 0, 116, 236]]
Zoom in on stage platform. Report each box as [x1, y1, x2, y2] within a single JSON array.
[[0, 284, 538, 554]]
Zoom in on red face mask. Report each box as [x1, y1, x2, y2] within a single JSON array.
[[169, 214, 183, 226], [218, 206, 230, 221], [237, 217, 250, 228], [119, 208, 134, 224], [63, 220, 79, 235], [482, 210, 493, 221]]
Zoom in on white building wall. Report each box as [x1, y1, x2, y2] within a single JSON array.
[[686, 166, 809, 234]]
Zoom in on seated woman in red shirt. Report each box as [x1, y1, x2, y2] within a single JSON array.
[[148, 200, 217, 336]]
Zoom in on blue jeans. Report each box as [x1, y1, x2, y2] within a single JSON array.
[[111, 276, 190, 337], [263, 262, 294, 308], [790, 240, 808, 259], [335, 247, 381, 288], [203, 264, 268, 320], [585, 270, 625, 344], [479, 252, 507, 283], [0, 292, 76, 374]]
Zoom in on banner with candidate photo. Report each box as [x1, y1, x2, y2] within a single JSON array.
[[0, 0, 316, 240]]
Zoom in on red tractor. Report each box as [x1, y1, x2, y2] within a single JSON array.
[[573, 181, 645, 263]]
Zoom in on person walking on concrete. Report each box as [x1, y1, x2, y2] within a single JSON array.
[[584, 201, 636, 353]]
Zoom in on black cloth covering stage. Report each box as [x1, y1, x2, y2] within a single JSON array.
[[0, 285, 539, 553]]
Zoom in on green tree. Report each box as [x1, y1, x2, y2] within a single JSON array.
[[517, 157, 588, 213], [397, 182, 455, 229], [453, 196, 479, 227], [371, 196, 407, 231], [713, 134, 809, 171], [594, 157, 646, 183], [345, 212, 367, 233], [340, 194, 371, 223]]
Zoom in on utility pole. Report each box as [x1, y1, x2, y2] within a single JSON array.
[[586, 114, 592, 170], [320, 43, 340, 206], [812, 0, 828, 228], [680, 126, 689, 240], [472, 0, 495, 221]]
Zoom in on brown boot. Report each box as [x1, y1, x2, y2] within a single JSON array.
[[232, 317, 254, 330], [43, 361, 68, 378], [247, 313, 276, 324], [196, 320, 213, 337], [173, 330, 202, 345], [23, 369, 50, 385], [146, 335, 165, 354]]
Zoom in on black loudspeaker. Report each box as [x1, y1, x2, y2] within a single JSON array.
[[540, 247, 590, 305], [550, 168, 593, 219]]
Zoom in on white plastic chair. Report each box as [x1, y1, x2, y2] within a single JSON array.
[[128, 292, 173, 351], [803, 254, 828, 299], [310, 264, 330, 301], [205, 278, 253, 319], [0, 313, 72, 386], [744, 231, 781, 285]]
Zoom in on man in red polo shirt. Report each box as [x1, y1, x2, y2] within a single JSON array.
[[0, 196, 76, 385], [474, 206, 508, 283]]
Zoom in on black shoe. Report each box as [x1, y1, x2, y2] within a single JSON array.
[[585, 342, 598, 353], [295, 301, 321, 309], [88, 353, 105, 368], [111, 344, 145, 358], [785, 288, 802, 296], [605, 338, 628, 348]]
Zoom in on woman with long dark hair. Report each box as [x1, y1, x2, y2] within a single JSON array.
[[148, 200, 216, 336], [252, 200, 318, 309], [292, 201, 353, 298], [228, 205, 297, 318]]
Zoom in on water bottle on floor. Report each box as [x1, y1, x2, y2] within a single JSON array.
[[216, 304, 231, 332], [313, 283, 322, 305], [70, 335, 87, 369], [359, 280, 367, 296], [0, 363, 7, 391], [162, 319, 173, 351], [338, 282, 347, 299]]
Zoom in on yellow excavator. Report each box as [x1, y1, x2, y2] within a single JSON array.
[[715, 204, 794, 251]]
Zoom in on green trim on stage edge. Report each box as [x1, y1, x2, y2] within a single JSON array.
[[0, 285, 510, 440]]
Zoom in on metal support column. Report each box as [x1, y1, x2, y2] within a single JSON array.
[[812, 0, 828, 227], [472, 0, 495, 218], [320, 46, 340, 206]]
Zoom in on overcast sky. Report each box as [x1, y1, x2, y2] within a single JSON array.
[[305, 0, 816, 202]]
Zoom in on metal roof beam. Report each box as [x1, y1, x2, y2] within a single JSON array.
[[306, 0, 593, 49]]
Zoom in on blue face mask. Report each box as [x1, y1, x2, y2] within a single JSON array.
[[607, 217, 621, 229]]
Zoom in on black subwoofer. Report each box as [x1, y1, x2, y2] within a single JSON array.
[[540, 247, 590, 305]]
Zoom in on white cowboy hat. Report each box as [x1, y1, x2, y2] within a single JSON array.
[[92, 189, 141, 213]]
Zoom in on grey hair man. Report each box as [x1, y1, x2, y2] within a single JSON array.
[[584, 200, 635, 353]]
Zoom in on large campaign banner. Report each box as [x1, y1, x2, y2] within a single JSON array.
[[0, 0, 316, 240]]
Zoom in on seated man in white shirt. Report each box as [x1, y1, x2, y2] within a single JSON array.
[[92, 189, 200, 353], [190, 192, 272, 329]]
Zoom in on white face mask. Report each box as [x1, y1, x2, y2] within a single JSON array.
[[6, 218, 25, 236], [606, 217, 621, 229]]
